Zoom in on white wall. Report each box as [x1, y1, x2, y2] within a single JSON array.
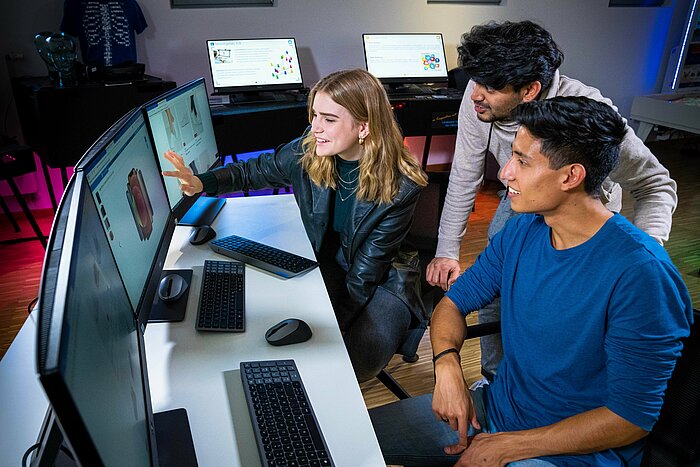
[[0, 0, 692, 144]]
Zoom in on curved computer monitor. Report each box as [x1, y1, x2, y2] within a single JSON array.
[[206, 37, 304, 95], [34, 172, 196, 466], [77, 108, 175, 327], [35, 171, 159, 466], [362, 33, 449, 86], [142, 77, 224, 226]]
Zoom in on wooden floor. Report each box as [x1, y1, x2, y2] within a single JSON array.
[[1, 138, 699, 417]]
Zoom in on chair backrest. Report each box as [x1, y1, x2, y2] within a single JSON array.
[[642, 309, 700, 466], [406, 171, 449, 254]]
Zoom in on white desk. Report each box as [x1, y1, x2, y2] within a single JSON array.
[[630, 92, 700, 141], [0, 194, 385, 467]]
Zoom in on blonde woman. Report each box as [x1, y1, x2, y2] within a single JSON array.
[[163, 69, 428, 382]]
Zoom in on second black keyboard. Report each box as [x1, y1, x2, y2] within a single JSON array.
[[210, 234, 318, 279], [195, 260, 245, 332], [241, 360, 334, 466]]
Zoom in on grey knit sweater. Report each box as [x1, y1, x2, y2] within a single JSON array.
[[436, 70, 678, 259]]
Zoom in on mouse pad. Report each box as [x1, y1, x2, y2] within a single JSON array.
[[149, 269, 193, 323]]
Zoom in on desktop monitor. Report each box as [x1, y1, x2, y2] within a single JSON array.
[[142, 77, 225, 226], [77, 108, 175, 327], [362, 33, 449, 86], [35, 172, 158, 466], [206, 37, 304, 96], [34, 172, 197, 466]]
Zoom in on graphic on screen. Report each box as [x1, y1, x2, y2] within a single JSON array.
[[363, 34, 448, 81], [207, 38, 303, 90], [126, 168, 154, 241], [189, 95, 204, 136], [162, 108, 182, 149], [145, 79, 219, 210]]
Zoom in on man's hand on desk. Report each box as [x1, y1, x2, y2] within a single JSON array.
[[427, 257, 461, 291], [162, 150, 204, 196]]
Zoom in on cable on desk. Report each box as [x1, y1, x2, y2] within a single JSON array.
[[21, 443, 40, 467], [27, 296, 38, 315]]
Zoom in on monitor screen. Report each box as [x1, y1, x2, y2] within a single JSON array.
[[206, 38, 304, 93], [362, 33, 449, 84], [36, 172, 157, 466], [80, 109, 173, 323], [143, 77, 220, 219]]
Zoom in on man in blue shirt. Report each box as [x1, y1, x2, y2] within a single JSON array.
[[369, 96, 693, 466]]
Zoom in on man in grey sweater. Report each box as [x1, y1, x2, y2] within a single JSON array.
[[426, 20, 678, 380]]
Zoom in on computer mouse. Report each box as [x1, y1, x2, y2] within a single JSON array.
[[265, 318, 312, 346], [189, 225, 216, 245], [158, 273, 189, 302]]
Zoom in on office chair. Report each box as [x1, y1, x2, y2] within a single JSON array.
[[376, 171, 453, 399], [642, 308, 700, 466]]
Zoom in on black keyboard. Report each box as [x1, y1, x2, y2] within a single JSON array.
[[210, 234, 318, 279], [241, 360, 334, 467], [386, 84, 436, 97], [195, 260, 245, 332]]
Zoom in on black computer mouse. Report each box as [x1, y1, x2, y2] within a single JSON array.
[[189, 225, 216, 245], [265, 318, 312, 346], [158, 273, 189, 302]]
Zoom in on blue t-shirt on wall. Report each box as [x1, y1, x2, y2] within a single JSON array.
[[61, 0, 147, 66]]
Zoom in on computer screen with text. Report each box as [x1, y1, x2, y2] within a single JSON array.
[[363, 33, 448, 84], [207, 38, 304, 93]]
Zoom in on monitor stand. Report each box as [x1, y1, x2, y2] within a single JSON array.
[[153, 408, 199, 466], [178, 196, 225, 227], [149, 269, 193, 323], [29, 408, 198, 467]]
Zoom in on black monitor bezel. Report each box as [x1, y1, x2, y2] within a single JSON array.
[[362, 32, 449, 85], [205, 37, 305, 94], [141, 77, 223, 222], [35, 172, 160, 466], [75, 108, 177, 329]]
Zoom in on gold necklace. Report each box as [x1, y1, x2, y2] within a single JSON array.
[[337, 185, 358, 202], [336, 160, 359, 201]]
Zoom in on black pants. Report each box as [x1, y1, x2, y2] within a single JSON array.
[[318, 239, 411, 383]]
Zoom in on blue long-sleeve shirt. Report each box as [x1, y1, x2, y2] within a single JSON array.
[[446, 213, 692, 465]]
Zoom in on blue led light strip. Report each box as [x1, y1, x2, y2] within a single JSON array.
[[672, 0, 699, 90]]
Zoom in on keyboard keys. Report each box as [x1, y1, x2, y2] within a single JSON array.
[[210, 234, 318, 278], [195, 260, 245, 332], [241, 360, 334, 467]]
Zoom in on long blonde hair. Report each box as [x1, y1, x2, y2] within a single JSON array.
[[300, 69, 427, 203]]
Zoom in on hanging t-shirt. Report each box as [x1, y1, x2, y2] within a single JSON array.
[[61, 0, 147, 66]]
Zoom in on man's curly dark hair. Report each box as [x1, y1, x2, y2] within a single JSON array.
[[511, 96, 627, 197], [458, 20, 564, 92]]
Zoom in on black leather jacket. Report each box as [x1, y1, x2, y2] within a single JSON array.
[[201, 137, 425, 324]]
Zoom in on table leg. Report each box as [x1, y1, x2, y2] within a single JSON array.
[[636, 122, 654, 142], [421, 134, 432, 171], [60, 167, 69, 188], [39, 157, 58, 213], [5, 176, 47, 248], [0, 195, 21, 232]]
